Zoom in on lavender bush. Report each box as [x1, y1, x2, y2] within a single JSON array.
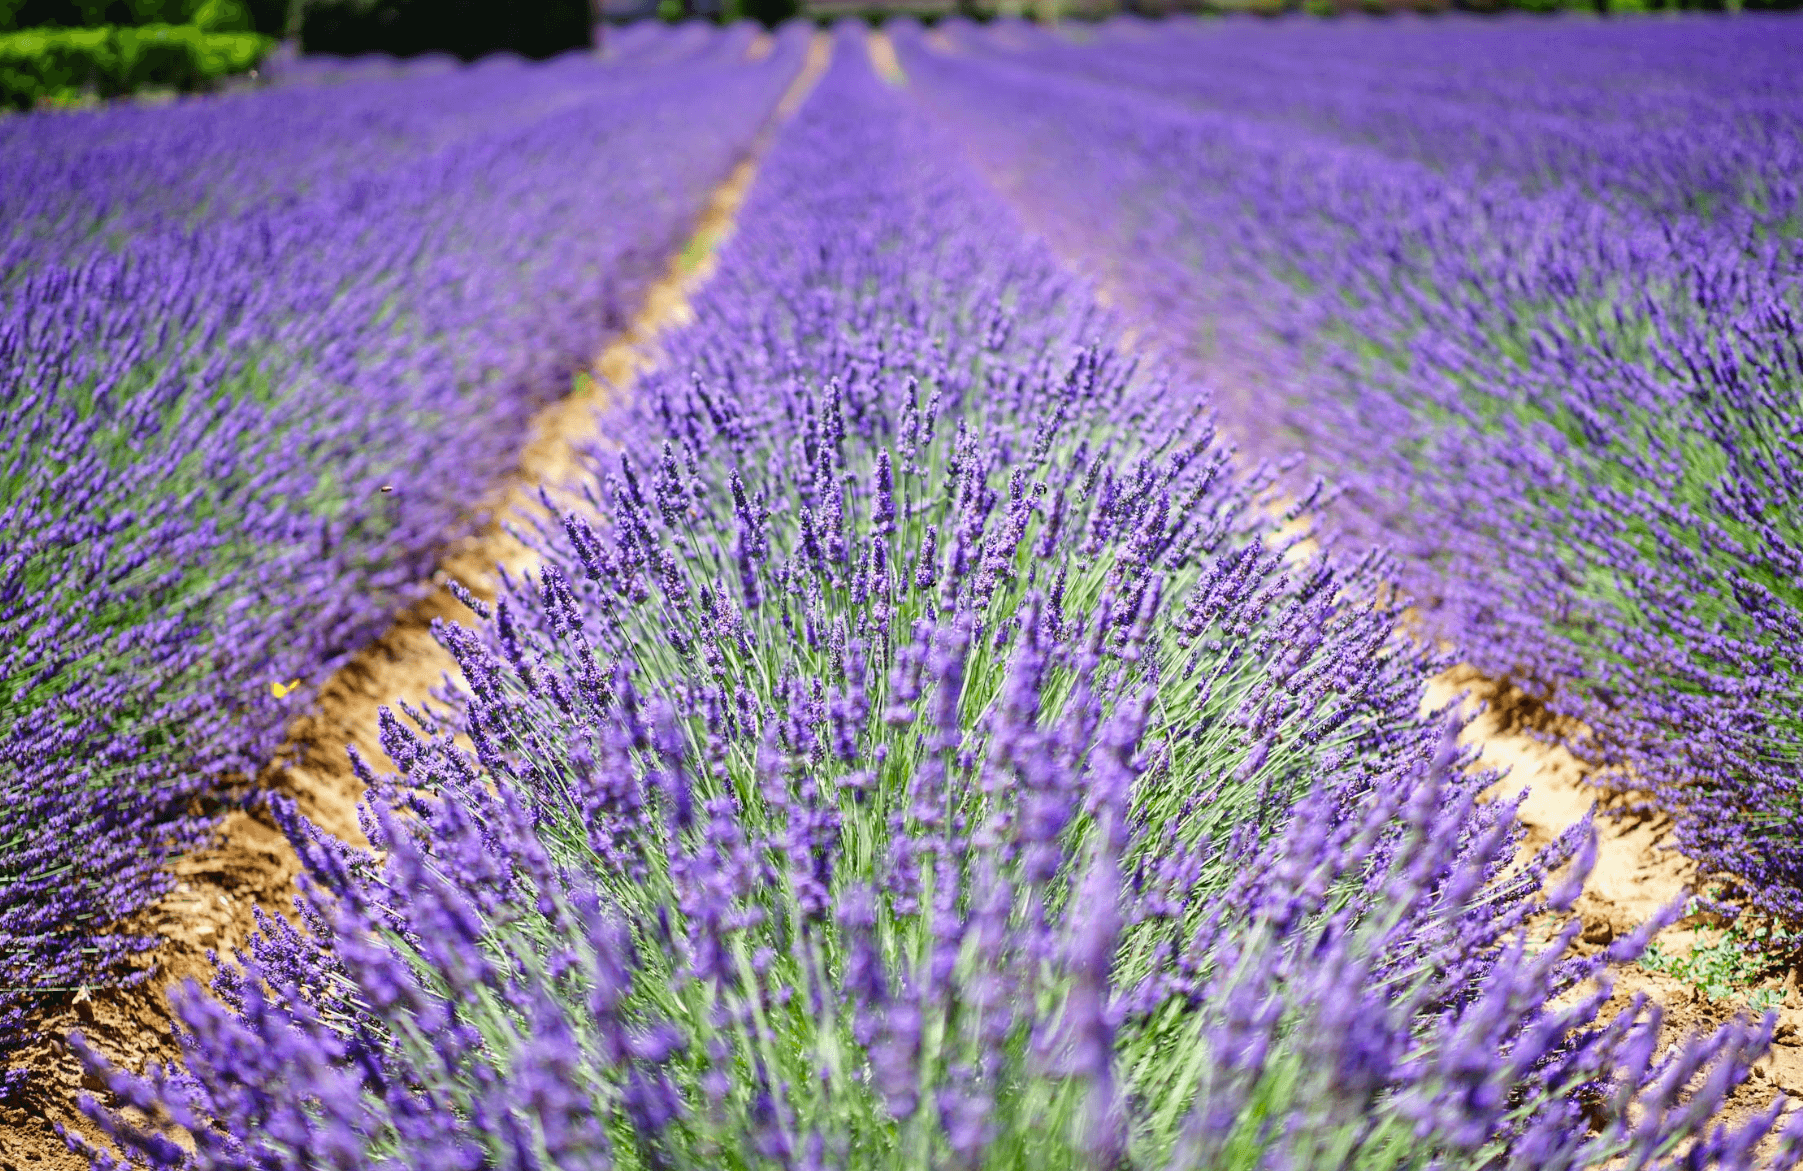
[[71, 35, 1799, 1169], [0, 23, 809, 1086], [897, 15, 1803, 935]]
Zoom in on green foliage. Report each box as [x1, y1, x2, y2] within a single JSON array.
[[3, 0, 185, 30], [0, 22, 270, 108], [0, 0, 285, 35], [190, 0, 251, 30], [1638, 916, 1798, 1010], [742, 0, 797, 27], [298, 0, 592, 61]]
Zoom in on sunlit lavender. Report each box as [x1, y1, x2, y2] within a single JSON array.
[[898, 14, 1803, 932], [63, 33, 1802, 1170], [0, 23, 808, 1083]]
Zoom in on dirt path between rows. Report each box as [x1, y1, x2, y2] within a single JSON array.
[[867, 28, 906, 85], [0, 33, 831, 1171]]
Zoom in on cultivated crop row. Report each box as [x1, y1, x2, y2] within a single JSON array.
[[0, 22, 808, 1085], [898, 15, 1803, 933], [67, 33, 1798, 1168]]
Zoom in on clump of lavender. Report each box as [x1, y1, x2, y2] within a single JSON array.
[[71, 38, 1798, 1170], [898, 16, 1803, 935], [0, 25, 810, 1084]]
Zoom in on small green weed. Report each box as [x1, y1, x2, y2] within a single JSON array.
[[1637, 916, 1797, 1010]]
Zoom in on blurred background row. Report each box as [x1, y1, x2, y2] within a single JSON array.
[[5, 0, 1796, 113]]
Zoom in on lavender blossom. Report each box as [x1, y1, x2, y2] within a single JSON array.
[[66, 25, 1798, 1171]]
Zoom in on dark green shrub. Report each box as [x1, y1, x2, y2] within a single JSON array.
[[0, 24, 112, 97], [0, 22, 269, 107], [3, 0, 186, 30], [119, 22, 207, 83], [740, 0, 793, 24], [236, 0, 284, 33], [298, 0, 592, 60], [0, 0, 283, 36]]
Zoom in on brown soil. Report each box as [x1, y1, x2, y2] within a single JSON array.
[[1427, 667, 1803, 1124], [0, 34, 831, 1171], [867, 29, 906, 85]]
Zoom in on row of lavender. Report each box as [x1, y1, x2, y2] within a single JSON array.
[[898, 16, 1803, 931], [0, 23, 809, 1086], [73, 32, 1798, 1168]]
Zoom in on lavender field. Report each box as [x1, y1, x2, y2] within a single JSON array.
[[3, 14, 1802, 1170]]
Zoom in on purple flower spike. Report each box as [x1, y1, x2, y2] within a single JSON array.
[[69, 25, 1795, 1171]]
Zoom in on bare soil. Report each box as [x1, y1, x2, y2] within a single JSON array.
[[0, 35, 830, 1170], [867, 30, 906, 85], [1427, 668, 1803, 1124]]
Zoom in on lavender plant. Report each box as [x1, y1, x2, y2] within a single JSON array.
[[71, 36, 1798, 1169], [0, 24, 809, 1086], [897, 15, 1803, 935]]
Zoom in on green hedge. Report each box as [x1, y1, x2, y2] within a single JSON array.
[[299, 0, 591, 60], [0, 0, 285, 36], [0, 22, 271, 108]]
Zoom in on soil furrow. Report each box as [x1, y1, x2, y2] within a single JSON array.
[[1426, 668, 1803, 1120]]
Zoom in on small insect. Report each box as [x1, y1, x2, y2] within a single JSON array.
[[380, 485, 395, 493], [271, 679, 302, 699]]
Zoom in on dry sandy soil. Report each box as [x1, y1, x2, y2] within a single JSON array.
[[1427, 668, 1803, 1125]]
